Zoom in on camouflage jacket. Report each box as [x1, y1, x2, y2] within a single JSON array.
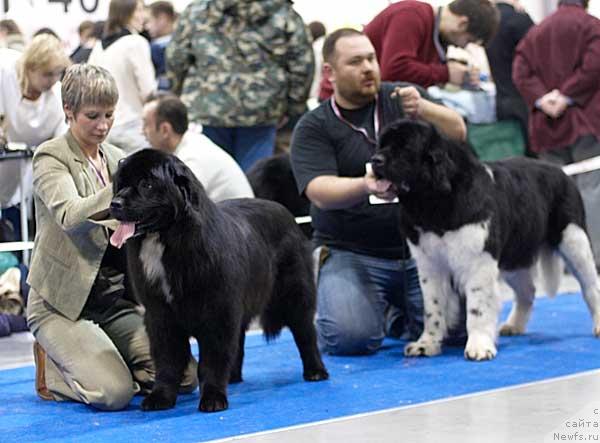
[[166, 0, 314, 127]]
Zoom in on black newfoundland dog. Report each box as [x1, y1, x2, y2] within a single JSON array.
[[246, 153, 312, 238], [371, 119, 600, 361], [109, 149, 328, 412]]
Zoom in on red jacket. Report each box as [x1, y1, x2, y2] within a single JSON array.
[[318, 1, 448, 101], [513, 5, 600, 152], [365, 1, 448, 87]]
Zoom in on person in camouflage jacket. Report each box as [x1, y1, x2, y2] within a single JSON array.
[[166, 0, 314, 171]]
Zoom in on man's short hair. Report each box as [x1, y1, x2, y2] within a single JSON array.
[[448, 0, 500, 45], [149, 1, 176, 20], [146, 92, 188, 135], [322, 28, 364, 64], [78, 20, 94, 36]]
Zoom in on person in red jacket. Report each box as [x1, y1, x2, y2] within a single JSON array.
[[318, 0, 499, 100], [513, 0, 600, 265], [513, 0, 600, 158], [366, 0, 499, 87]]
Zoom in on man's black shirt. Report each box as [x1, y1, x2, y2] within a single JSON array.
[[291, 82, 432, 258]]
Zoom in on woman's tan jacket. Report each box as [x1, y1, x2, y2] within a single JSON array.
[[27, 130, 125, 321]]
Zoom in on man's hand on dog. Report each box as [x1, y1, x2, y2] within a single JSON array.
[[364, 168, 396, 201], [392, 86, 423, 119]]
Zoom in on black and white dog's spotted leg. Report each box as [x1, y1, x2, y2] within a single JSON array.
[[463, 256, 501, 361], [404, 249, 449, 357], [499, 269, 536, 336]]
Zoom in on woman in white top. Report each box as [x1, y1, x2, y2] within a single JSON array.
[[0, 34, 70, 208], [88, 0, 156, 153]]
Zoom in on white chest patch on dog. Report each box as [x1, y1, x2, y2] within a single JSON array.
[[411, 220, 491, 279], [140, 233, 174, 304]]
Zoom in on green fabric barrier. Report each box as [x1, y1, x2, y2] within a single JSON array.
[[467, 120, 526, 161], [0, 252, 18, 276]]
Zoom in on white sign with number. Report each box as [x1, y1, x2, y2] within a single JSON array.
[[1, 0, 107, 49]]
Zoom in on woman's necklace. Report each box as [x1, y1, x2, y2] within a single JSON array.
[[86, 150, 108, 187]]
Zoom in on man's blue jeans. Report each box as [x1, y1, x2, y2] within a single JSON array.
[[202, 125, 276, 172], [315, 246, 424, 355]]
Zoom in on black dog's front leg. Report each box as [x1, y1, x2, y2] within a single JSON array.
[[228, 322, 247, 384], [141, 304, 191, 411], [197, 331, 238, 412]]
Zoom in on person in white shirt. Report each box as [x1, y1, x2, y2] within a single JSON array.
[[0, 34, 70, 207], [88, 0, 156, 153], [142, 93, 254, 202]]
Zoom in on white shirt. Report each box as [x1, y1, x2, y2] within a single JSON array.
[[0, 48, 67, 147], [0, 48, 67, 208], [88, 33, 156, 128], [175, 128, 254, 202]]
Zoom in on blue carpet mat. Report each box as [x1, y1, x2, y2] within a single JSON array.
[[2, 292, 600, 443]]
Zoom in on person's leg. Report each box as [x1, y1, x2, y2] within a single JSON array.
[[234, 125, 276, 172], [101, 309, 198, 395], [26, 289, 136, 410], [316, 247, 399, 355], [384, 258, 424, 340], [202, 126, 235, 156], [571, 135, 600, 266]]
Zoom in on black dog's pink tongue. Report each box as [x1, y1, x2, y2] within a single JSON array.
[[110, 222, 136, 249]]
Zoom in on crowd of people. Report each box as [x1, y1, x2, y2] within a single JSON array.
[[0, 0, 598, 411]]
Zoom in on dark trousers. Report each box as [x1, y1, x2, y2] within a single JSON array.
[[539, 135, 600, 266]]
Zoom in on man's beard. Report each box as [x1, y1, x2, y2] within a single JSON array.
[[338, 80, 380, 107]]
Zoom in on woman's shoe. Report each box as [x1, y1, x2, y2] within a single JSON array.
[[33, 341, 53, 401]]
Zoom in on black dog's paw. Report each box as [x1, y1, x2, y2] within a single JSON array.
[[199, 390, 228, 413], [303, 368, 329, 382], [228, 372, 243, 384], [141, 391, 177, 411]]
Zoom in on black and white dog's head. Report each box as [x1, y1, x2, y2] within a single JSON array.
[[371, 119, 460, 197], [110, 149, 205, 244]]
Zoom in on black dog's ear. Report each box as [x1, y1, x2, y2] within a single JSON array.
[[170, 158, 207, 212], [172, 161, 194, 206], [427, 147, 456, 194]]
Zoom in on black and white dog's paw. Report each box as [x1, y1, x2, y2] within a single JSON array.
[[498, 322, 525, 336], [593, 315, 600, 337], [464, 333, 497, 361], [404, 340, 442, 357]]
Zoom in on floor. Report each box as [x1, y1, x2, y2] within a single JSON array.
[[2, 274, 598, 443]]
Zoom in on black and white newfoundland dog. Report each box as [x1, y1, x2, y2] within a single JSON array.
[[109, 149, 328, 412], [371, 119, 600, 361]]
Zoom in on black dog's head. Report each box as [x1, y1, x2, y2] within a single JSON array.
[[110, 149, 205, 243], [371, 119, 458, 197], [246, 153, 310, 217]]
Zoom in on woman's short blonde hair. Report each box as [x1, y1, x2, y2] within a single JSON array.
[[17, 34, 70, 95], [61, 64, 119, 116]]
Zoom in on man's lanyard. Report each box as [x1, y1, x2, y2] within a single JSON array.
[[330, 96, 380, 146]]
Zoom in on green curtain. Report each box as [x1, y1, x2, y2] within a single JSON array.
[[467, 120, 526, 161]]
